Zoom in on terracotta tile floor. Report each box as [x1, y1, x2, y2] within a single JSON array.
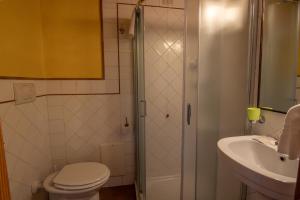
[[100, 185, 136, 200]]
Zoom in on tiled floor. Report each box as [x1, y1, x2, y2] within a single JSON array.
[[100, 185, 136, 200]]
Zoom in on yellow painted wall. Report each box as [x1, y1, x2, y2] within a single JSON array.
[[0, 0, 103, 79], [0, 0, 45, 78], [41, 0, 103, 78]]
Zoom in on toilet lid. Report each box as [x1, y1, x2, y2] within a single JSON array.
[[53, 162, 110, 188]]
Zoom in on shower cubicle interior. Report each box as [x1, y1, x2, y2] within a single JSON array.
[[120, 0, 255, 199], [117, 2, 184, 200]]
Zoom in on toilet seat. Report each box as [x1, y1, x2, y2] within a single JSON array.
[[53, 162, 110, 190], [43, 162, 110, 195]]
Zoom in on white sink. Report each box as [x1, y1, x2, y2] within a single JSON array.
[[218, 135, 299, 200]]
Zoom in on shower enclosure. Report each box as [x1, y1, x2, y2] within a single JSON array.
[[126, 0, 252, 199], [130, 3, 185, 200]]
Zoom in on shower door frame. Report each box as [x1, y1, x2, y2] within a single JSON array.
[[181, 0, 199, 199], [133, 5, 146, 199]]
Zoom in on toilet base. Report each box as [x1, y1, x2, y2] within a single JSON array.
[[49, 191, 100, 200]]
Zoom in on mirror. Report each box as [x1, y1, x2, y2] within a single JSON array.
[[258, 0, 300, 113]]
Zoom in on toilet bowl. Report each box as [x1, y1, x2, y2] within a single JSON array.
[[43, 162, 110, 200]]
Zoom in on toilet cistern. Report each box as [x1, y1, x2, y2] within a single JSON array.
[[278, 104, 300, 160]]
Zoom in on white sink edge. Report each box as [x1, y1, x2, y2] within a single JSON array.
[[235, 172, 294, 200], [218, 135, 297, 184]]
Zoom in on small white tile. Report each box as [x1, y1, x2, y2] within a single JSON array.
[[103, 8, 117, 20], [61, 81, 76, 94], [104, 176, 124, 187], [52, 159, 67, 170], [104, 51, 119, 67], [47, 96, 64, 107], [35, 80, 48, 96], [104, 38, 118, 52], [0, 80, 13, 102], [4, 105, 21, 129], [49, 120, 65, 134], [103, 22, 118, 38], [90, 81, 106, 93], [51, 146, 66, 160], [67, 116, 83, 133], [122, 173, 135, 185], [76, 81, 92, 94], [68, 135, 85, 151], [50, 133, 66, 147], [105, 67, 119, 80], [105, 80, 119, 93], [48, 106, 63, 120], [47, 81, 62, 94], [64, 98, 82, 114]]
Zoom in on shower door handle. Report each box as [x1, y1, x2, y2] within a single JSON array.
[[140, 100, 147, 118], [187, 104, 191, 125]]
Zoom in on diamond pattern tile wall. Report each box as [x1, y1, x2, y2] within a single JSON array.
[[144, 7, 184, 178], [47, 94, 135, 186], [0, 97, 52, 200]]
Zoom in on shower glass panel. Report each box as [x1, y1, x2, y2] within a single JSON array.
[[120, 3, 184, 199], [183, 0, 251, 199], [143, 6, 184, 200], [198, 0, 250, 199]]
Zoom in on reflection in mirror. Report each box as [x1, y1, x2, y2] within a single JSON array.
[[258, 0, 300, 113]]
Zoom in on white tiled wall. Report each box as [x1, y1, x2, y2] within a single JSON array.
[[144, 6, 184, 178], [251, 110, 285, 139], [47, 94, 135, 186], [0, 96, 52, 200]]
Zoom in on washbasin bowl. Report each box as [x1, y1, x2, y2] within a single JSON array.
[[218, 135, 298, 200]]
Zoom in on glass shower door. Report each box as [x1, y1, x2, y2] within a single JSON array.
[[183, 0, 251, 199], [143, 6, 184, 200], [133, 4, 184, 200]]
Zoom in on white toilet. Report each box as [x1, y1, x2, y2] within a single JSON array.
[[43, 162, 110, 200]]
